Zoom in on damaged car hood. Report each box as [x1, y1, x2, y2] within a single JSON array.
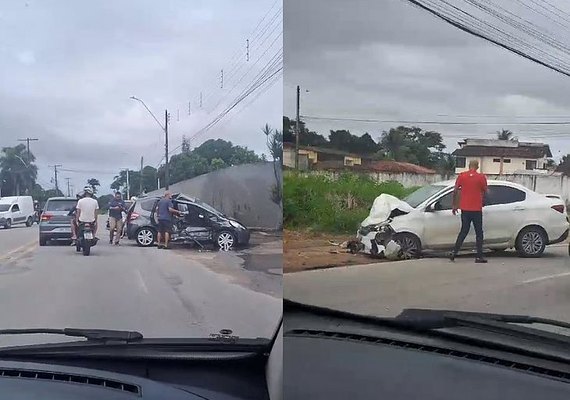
[[360, 194, 415, 227]]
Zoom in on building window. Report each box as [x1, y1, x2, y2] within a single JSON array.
[[456, 157, 466, 168], [526, 160, 537, 170], [503, 159, 511, 163], [493, 158, 501, 163], [344, 158, 354, 166]]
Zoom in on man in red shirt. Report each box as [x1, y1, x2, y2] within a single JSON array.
[[450, 160, 488, 263]]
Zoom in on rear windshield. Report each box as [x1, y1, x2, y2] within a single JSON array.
[[45, 200, 76, 212], [0, 204, 10, 212]]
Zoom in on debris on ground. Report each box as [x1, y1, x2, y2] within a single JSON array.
[[284, 230, 391, 273]]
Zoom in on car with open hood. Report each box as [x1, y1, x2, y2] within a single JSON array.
[[126, 193, 250, 250], [357, 180, 570, 259]]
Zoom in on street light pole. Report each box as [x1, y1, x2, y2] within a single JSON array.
[[295, 85, 300, 170], [130, 96, 169, 191], [165, 109, 169, 190]]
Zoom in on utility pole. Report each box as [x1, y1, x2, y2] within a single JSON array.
[[49, 164, 62, 193], [295, 85, 301, 170], [126, 169, 130, 199], [139, 156, 143, 195], [18, 138, 38, 162], [165, 109, 170, 190], [65, 178, 71, 197]]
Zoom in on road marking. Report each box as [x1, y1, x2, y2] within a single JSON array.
[[0, 241, 37, 262], [136, 269, 149, 294], [523, 272, 570, 284]]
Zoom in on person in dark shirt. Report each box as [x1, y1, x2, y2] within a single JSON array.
[[68, 192, 83, 245], [156, 191, 182, 249], [108, 192, 126, 245]]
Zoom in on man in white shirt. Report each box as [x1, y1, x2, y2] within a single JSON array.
[[76, 186, 100, 237]]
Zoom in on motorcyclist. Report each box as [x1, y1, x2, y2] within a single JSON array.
[[68, 192, 84, 245], [76, 186, 99, 240]]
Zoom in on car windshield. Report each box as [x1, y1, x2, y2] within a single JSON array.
[[0, 1, 282, 349], [404, 185, 447, 208], [0, 205, 10, 212], [46, 200, 76, 212]]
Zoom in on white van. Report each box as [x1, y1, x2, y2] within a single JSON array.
[[0, 196, 35, 229]]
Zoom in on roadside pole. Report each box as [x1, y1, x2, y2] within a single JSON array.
[[295, 85, 300, 170]]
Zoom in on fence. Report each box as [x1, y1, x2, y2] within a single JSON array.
[[306, 170, 570, 204]]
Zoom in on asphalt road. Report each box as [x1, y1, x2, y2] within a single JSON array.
[[0, 220, 281, 347], [285, 245, 570, 323]]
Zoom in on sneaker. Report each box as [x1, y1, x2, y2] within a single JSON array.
[[475, 258, 488, 264], [157, 245, 164, 249]]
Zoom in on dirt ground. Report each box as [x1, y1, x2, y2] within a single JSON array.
[[284, 229, 385, 273]]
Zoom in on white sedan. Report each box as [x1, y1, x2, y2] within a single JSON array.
[[358, 180, 570, 258]]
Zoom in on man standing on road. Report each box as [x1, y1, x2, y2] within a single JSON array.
[[76, 186, 100, 239], [108, 192, 126, 245], [156, 191, 182, 250], [450, 160, 488, 264]]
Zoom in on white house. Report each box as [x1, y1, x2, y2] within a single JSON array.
[[452, 139, 552, 175]]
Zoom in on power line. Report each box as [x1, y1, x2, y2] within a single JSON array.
[[300, 115, 570, 125]]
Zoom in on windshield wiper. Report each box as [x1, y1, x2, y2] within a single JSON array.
[[0, 328, 143, 343], [394, 309, 570, 346]]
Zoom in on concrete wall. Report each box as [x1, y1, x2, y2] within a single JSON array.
[[148, 162, 282, 229], [308, 170, 570, 203]]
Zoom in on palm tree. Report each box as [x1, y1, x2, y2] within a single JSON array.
[[262, 123, 283, 210], [497, 129, 516, 141], [0, 144, 38, 195]]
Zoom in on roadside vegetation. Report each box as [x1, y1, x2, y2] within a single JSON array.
[[284, 171, 419, 233]]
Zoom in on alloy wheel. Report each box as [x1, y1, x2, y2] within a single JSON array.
[[217, 232, 235, 251], [521, 231, 544, 256]]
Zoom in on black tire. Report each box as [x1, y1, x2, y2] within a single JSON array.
[[25, 217, 33, 227], [393, 233, 422, 259], [39, 237, 47, 246], [82, 242, 91, 256], [215, 230, 236, 251], [516, 226, 547, 258], [4, 219, 11, 229], [136, 227, 156, 247]]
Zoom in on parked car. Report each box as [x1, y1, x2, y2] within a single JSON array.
[[126, 193, 250, 250], [39, 197, 77, 246], [357, 180, 570, 258], [0, 196, 35, 228]]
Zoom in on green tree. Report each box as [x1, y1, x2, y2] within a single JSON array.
[[263, 124, 283, 210], [497, 129, 516, 141], [0, 144, 38, 195], [379, 126, 446, 168], [87, 178, 100, 194], [210, 158, 226, 170]]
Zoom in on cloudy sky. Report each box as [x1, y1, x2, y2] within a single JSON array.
[[0, 0, 282, 194], [284, 0, 570, 161]]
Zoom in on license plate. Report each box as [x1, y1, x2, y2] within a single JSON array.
[[53, 228, 71, 233], [84, 232, 93, 240]]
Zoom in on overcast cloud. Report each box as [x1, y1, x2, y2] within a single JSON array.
[[284, 0, 570, 161], [0, 0, 282, 193]]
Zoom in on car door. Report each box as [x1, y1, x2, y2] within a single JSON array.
[[482, 184, 526, 244], [10, 204, 24, 223], [182, 204, 213, 241], [421, 190, 470, 249]]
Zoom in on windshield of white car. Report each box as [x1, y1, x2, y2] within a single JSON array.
[[403, 185, 446, 208], [0, 205, 10, 212]]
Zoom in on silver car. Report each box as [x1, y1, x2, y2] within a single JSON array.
[[39, 197, 77, 246]]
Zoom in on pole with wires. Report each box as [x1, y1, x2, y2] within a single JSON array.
[[295, 85, 300, 170], [165, 110, 170, 190]]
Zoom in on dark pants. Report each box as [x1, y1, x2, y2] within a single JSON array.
[[453, 211, 484, 258]]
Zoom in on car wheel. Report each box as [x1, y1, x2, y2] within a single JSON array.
[[216, 230, 236, 251], [393, 233, 422, 259], [136, 227, 155, 247], [516, 226, 547, 258], [39, 237, 47, 246], [4, 219, 11, 229], [26, 217, 33, 227]]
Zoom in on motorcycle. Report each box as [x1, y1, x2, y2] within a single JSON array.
[[76, 221, 98, 256]]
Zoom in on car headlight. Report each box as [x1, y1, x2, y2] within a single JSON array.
[[229, 220, 244, 229]]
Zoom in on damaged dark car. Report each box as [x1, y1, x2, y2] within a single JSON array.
[[127, 193, 250, 251]]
